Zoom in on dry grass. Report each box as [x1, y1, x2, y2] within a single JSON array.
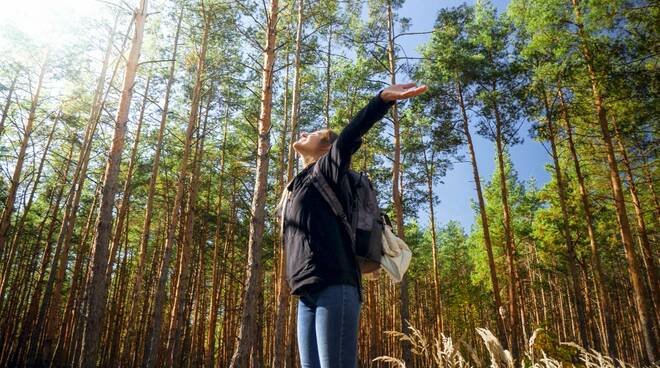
[[372, 321, 659, 368]]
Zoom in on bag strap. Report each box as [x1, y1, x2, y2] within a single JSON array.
[[279, 189, 289, 246], [348, 172, 360, 235], [311, 163, 356, 249], [277, 177, 295, 246]]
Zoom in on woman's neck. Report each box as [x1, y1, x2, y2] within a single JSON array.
[[302, 154, 319, 168]]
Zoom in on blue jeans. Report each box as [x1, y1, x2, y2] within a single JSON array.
[[297, 283, 362, 368]]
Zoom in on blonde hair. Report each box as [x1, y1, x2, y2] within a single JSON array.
[[318, 128, 338, 147]]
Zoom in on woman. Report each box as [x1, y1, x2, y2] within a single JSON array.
[[278, 82, 427, 368]]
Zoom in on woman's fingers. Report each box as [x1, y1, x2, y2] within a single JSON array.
[[410, 85, 428, 96], [398, 85, 427, 99], [381, 82, 427, 102]]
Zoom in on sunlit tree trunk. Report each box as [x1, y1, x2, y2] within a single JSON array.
[[386, 1, 411, 363], [272, 51, 290, 368], [0, 109, 57, 301], [456, 79, 508, 346], [0, 54, 48, 264], [143, 5, 207, 367], [611, 114, 660, 326], [79, 1, 147, 365], [541, 86, 590, 348], [421, 148, 444, 336], [286, 0, 303, 182], [229, 0, 279, 365], [105, 75, 150, 284], [29, 14, 125, 365], [167, 83, 209, 368], [274, 1, 300, 365], [492, 93, 521, 358], [121, 7, 183, 366], [558, 86, 617, 356], [571, 0, 657, 361], [0, 75, 16, 138], [206, 105, 229, 368]]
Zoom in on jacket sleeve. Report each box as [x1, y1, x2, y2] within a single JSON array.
[[316, 89, 395, 186]]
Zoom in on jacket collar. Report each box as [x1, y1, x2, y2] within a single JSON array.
[[287, 161, 316, 191]]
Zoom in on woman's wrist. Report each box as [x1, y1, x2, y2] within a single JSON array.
[[377, 88, 395, 105]]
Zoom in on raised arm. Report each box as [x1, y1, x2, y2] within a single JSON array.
[[315, 91, 392, 186], [316, 82, 428, 186]]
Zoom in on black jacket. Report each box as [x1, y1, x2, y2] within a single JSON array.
[[282, 90, 395, 303]]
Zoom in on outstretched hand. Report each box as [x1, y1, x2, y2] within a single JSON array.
[[380, 82, 428, 103]]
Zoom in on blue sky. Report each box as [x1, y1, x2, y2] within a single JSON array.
[[395, 0, 551, 230]]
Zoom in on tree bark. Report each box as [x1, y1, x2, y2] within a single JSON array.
[[229, 0, 279, 365], [386, 1, 412, 363], [105, 75, 151, 284], [143, 6, 207, 367], [0, 55, 48, 262], [571, 0, 658, 361], [286, 0, 304, 182], [611, 114, 660, 326], [30, 14, 125, 364], [492, 94, 521, 358], [422, 148, 444, 336], [167, 78, 209, 367], [558, 85, 617, 356], [121, 7, 183, 367], [541, 86, 590, 348], [79, 1, 147, 366], [206, 104, 229, 368], [0, 75, 17, 138], [456, 79, 508, 346], [0, 109, 57, 301]]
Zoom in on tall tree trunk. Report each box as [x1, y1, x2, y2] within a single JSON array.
[[0, 109, 57, 300], [0, 55, 48, 261], [167, 85, 209, 368], [29, 14, 125, 364], [229, 0, 279, 365], [456, 79, 508, 346], [286, 0, 304, 182], [272, 41, 290, 368], [273, 1, 300, 366], [52, 186, 100, 366], [492, 94, 521, 359], [94, 75, 150, 365], [105, 75, 151, 283], [143, 6, 207, 367], [571, 0, 658, 361], [611, 115, 660, 325], [542, 86, 590, 348], [10, 138, 73, 365], [386, 1, 411, 363], [422, 149, 444, 336], [206, 105, 229, 368], [121, 7, 183, 366], [0, 75, 17, 138], [79, 1, 147, 366], [324, 24, 332, 128], [558, 85, 617, 356]]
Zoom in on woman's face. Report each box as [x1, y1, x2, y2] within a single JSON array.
[[293, 130, 327, 156]]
